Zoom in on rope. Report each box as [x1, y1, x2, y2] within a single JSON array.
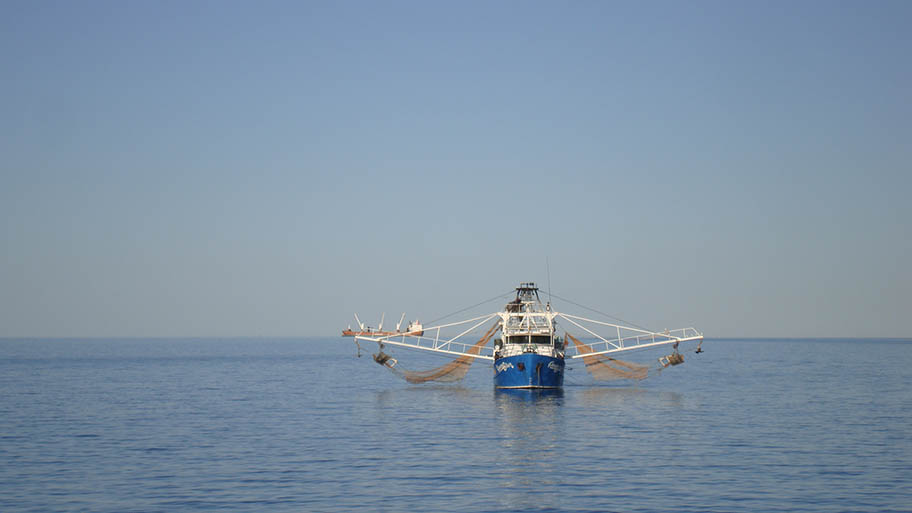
[[550, 292, 654, 332], [425, 290, 514, 326]]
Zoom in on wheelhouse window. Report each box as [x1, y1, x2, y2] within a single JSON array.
[[506, 335, 552, 345]]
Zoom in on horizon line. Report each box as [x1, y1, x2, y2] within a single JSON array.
[[1, 335, 910, 341]]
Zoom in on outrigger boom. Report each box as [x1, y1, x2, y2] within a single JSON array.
[[350, 283, 704, 388], [356, 313, 500, 360], [355, 317, 701, 361]]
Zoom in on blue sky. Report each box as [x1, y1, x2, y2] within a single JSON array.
[[2, 1, 909, 337]]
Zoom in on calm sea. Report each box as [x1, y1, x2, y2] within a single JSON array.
[[1, 337, 909, 512]]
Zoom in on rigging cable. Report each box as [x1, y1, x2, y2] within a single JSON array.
[[546, 257, 553, 307], [549, 291, 655, 333], [426, 290, 515, 326]]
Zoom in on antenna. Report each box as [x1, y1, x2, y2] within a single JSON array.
[[546, 257, 553, 308]]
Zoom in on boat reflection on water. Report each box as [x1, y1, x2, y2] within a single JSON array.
[[494, 387, 564, 402], [491, 387, 566, 510], [493, 387, 565, 439]]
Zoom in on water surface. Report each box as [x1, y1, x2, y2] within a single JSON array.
[[1, 338, 909, 512]]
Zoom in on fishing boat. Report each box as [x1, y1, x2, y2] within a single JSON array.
[[348, 282, 703, 388], [341, 313, 422, 337], [493, 283, 564, 388]]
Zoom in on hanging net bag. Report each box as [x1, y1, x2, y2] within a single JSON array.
[[373, 322, 500, 384], [566, 332, 649, 381]]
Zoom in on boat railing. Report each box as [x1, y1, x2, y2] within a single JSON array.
[[496, 344, 561, 359], [358, 313, 500, 360], [568, 327, 702, 356], [556, 313, 703, 356], [384, 333, 497, 358], [354, 310, 701, 360]]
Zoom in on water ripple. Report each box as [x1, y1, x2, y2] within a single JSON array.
[[0, 337, 910, 512]]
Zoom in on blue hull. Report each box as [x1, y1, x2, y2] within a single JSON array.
[[493, 353, 564, 388]]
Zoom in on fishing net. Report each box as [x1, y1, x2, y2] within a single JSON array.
[[373, 322, 500, 384], [566, 333, 649, 381]]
